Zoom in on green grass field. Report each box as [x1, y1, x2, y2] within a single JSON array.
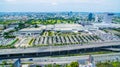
[[97, 61, 120, 67]]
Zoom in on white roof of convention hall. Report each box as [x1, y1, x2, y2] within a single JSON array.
[[43, 24, 85, 31], [92, 23, 120, 28], [54, 28, 70, 30], [54, 24, 84, 31], [54, 24, 83, 28], [19, 28, 42, 32], [84, 25, 98, 29], [46, 25, 54, 30]]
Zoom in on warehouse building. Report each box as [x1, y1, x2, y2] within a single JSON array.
[[93, 23, 120, 28], [17, 28, 43, 36], [46, 24, 85, 32]]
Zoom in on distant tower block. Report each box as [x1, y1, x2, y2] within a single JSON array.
[[103, 13, 114, 23], [95, 14, 98, 22], [88, 13, 93, 21]]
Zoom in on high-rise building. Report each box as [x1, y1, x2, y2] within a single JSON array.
[[95, 14, 98, 22], [88, 13, 93, 21], [103, 13, 114, 23], [68, 11, 73, 17]]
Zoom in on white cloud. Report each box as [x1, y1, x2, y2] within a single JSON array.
[[4, 0, 106, 4], [51, 2, 58, 6], [5, 0, 16, 2]]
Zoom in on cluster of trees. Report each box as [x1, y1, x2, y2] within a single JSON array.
[[113, 28, 120, 32], [0, 61, 13, 67], [96, 62, 120, 67], [3, 30, 16, 38], [111, 28, 120, 38], [4, 35, 16, 38], [0, 45, 15, 49], [25, 17, 78, 25], [67, 62, 79, 67], [113, 17, 120, 24], [18, 22, 26, 29], [0, 20, 19, 25], [36, 61, 120, 67], [44, 61, 79, 67], [42, 31, 55, 36]]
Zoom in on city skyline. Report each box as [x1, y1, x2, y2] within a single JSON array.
[[0, 0, 120, 12]]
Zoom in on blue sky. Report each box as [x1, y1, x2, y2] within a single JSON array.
[[0, 0, 120, 12]]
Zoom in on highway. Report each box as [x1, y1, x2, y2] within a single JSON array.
[[0, 41, 120, 59], [20, 52, 120, 65]]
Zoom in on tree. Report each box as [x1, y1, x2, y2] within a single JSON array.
[[34, 24, 38, 28], [55, 64, 61, 67], [18, 22, 25, 29], [70, 62, 79, 67], [2, 61, 7, 65], [96, 62, 113, 67]]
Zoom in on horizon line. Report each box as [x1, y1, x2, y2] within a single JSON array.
[[0, 11, 120, 13]]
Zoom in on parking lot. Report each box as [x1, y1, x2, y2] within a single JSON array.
[[32, 30, 120, 46], [33, 34, 101, 46], [15, 37, 32, 47], [1, 30, 120, 47], [91, 30, 120, 42], [0, 37, 16, 46]]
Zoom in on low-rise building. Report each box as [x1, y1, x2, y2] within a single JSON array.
[[93, 23, 120, 28], [0, 24, 4, 30], [46, 24, 85, 33], [84, 25, 98, 31], [17, 28, 43, 36], [2, 27, 15, 33]]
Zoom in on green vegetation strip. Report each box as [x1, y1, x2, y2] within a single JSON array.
[[48, 51, 115, 58], [45, 61, 79, 67], [0, 38, 19, 49], [96, 61, 120, 67], [8, 38, 19, 46], [29, 38, 35, 45], [0, 38, 18, 49]]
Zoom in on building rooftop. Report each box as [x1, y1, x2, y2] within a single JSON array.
[[3, 28, 15, 33], [93, 23, 120, 28], [46, 24, 84, 31], [19, 28, 42, 32]]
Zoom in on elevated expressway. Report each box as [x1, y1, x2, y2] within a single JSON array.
[[0, 41, 120, 59]]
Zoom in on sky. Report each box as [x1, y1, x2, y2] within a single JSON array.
[[0, 0, 120, 12]]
